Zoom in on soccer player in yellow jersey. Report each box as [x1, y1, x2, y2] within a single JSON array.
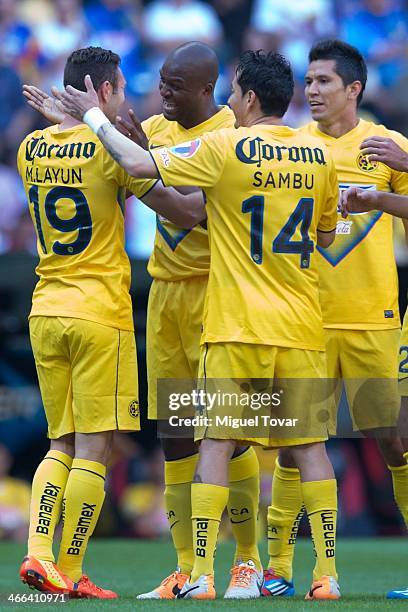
[[25, 43, 263, 600], [59, 49, 342, 601], [120, 43, 263, 600], [17, 47, 204, 599], [264, 39, 408, 598]]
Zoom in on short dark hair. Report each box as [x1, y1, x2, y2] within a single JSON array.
[[309, 39, 367, 105], [236, 50, 294, 117], [64, 46, 121, 92]]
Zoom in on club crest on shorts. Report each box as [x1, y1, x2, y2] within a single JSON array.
[[357, 152, 378, 172], [169, 139, 201, 158], [128, 399, 139, 418]]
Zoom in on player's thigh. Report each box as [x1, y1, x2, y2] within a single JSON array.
[[196, 342, 278, 445], [146, 279, 191, 420], [68, 319, 139, 433], [341, 329, 400, 431], [29, 316, 74, 439], [270, 347, 329, 447]]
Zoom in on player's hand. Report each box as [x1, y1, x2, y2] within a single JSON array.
[[340, 187, 379, 217], [360, 136, 408, 172], [57, 74, 100, 121], [116, 109, 148, 149], [23, 85, 65, 124]]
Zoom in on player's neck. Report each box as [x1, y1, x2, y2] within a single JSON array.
[[179, 100, 220, 129], [317, 114, 359, 138], [58, 116, 83, 131], [247, 114, 282, 127]]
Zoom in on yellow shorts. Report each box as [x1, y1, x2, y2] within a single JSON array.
[[325, 328, 400, 434], [146, 276, 207, 419], [398, 319, 408, 397], [194, 342, 329, 448], [29, 316, 140, 439]]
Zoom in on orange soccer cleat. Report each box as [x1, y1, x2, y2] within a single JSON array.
[[19, 556, 73, 595], [137, 569, 190, 599], [72, 575, 118, 599], [305, 575, 340, 600]]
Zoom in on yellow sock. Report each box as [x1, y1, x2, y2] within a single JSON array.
[[228, 447, 262, 570], [164, 454, 198, 574], [28, 450, 72, 562], [302, 479, 337, 581], [57, 459, 106, 582], [191, 483, 229, 582], [389, 452, 408, 528], [267, 459, 304, 581]]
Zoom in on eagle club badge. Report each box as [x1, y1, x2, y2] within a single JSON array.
[[357, 152, 378, 172]]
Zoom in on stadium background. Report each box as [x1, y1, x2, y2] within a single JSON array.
[[1, 0, 408, 545]]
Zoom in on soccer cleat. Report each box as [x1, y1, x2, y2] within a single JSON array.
[[72, 575, 118, 599], [305, 575, 340, 600], [177, 574, 216, 600], [387, 587, 408, 599], [19, 556, 73, 595], [224, 560, 263, 599], [261, 568, 295, 597], [136, 569, 189, 599]]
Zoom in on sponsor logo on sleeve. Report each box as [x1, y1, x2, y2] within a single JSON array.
[[169, 139, 201, 159]]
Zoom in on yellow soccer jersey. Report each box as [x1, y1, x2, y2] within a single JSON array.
[[142, 106, 235, 281], [300, 119, 408, 329], [151, 125, 338, 350], [17, 123, 156, 331]]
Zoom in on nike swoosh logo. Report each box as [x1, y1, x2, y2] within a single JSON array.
[[149, 144, 165, 149], [230, 518, 252, 524], [169, 520, 180, 530], [172, 584, 181, 596], [178, 585, 200, 599]]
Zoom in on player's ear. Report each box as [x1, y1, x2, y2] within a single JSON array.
[[204, 82, 214, 96], [347, 80, 362, 103], [246, 89, 257, 110], [99, 80, 112, 104]]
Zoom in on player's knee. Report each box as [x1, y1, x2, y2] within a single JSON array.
[[50, 433, 75, 457], [162, 437, 198, 461], [74, 430, 113, 464], [377, 436, 405, 467], [279, 447, 297, 468]]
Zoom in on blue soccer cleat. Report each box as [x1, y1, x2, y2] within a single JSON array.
[[261, 569, 295, 597], [387, 587, 408, 599]]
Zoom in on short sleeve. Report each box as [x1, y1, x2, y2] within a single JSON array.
[[150, 130, 227, 189], [317, 154, 338, 232], [389, 132, 408, 196]]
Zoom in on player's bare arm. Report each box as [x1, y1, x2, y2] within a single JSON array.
[[317, 229, 336, 248], [340, 186, 408, 219], [57, 75, 157, 178], [360, 136, 408, 172], [142, 183, 206, 228], [23, 84, 65, 124]]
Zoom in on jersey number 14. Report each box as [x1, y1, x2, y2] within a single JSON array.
[[242, 196, 314, 268]]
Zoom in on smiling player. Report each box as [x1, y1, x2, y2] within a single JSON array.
[[264, 39, 408, 599]]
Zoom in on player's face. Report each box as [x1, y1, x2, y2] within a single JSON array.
[[228, 76, 245, 128], [305, 60, 349, 123], [159, 63, 202, 124], [104, 67, 126, 122]]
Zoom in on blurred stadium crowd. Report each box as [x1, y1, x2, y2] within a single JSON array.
[[1, 0, 408, 541]]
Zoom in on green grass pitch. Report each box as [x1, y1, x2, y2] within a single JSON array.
[[1, 538, 407, 610]]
